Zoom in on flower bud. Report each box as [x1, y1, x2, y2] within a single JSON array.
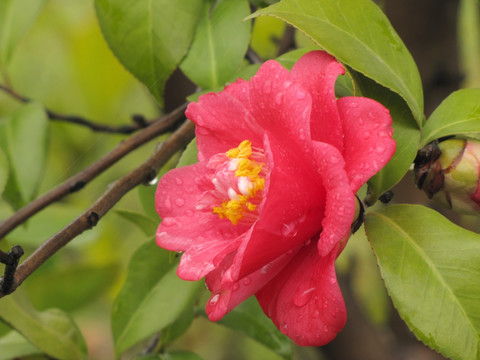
[[414, 138, 480, 214]]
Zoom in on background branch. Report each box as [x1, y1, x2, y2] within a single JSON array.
[[0, 84, 155, 134], [0, 102, 187, 240], [0, 119, 196, 298]]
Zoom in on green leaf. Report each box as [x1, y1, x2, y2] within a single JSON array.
[[0, 148, 8, 196], [180, 0, 251, 90], [95, 0, 203, 105], [421, 88, 480, 146], [0, 331, 42, 360], [177, 138, 198, 168], [115, 209, 158, 236], [248, 0, 425, 126], [26, 263, 119, 312], [112, 240, 203, 355], [5, 102, 49, 204], [350, 71, 420, 203], [0, 0, 46, 65], [365, 204, 480, 360], [458, 0, 480, 88], [214, 297, 292, 359], [250, 16, 286, 59], [137, 351, 204, 360], [0, 292, 87, 360]]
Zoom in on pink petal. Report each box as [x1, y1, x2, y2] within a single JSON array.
[[256, 241, 346, 346], [233, 135, 326, 279], [338, 97, 396, 193], [186, 78, 263, 161], [157, 213, 246, 280], [312, 142, 356, 257], [155, 164, 204, 219], [205, 247, 300, 321], [248, 60, 314, 149], [291, 50, 345, 151]]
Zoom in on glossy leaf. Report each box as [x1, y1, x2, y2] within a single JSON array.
[[0, 292, 87, 360], [248, 0, 425, 126], [5, 102, 49, 204], [112, 240, 203, 355], [0, 0, 46, 65], [95, 0, 203, 105], [365, 204, 480, 360], [351, 71, 421, 204], [181, 0, 251, 90], [458, 0, 480, 88], [421, 88, 480, 146], [214, 297, 292, 359], [0, 148, 8, 196], [26, 263, 119, 312], [0, 331, 42, 360], [115, 209, 158, 236]]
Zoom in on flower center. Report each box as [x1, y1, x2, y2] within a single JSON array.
[[209, 140, 265, 225]]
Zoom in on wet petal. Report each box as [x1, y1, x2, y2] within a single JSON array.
[[186, 79, 263, 161], [291, 50, 345, 151], [256, 241, 346, 346], [312, 142, 356, 257], [338, 97, 396, 193], [233, 135, 325, 279]]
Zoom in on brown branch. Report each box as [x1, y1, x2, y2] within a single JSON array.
[[0, 120, 196, 297], [0, 103, 187, 240], [0, 84, 154, 134]]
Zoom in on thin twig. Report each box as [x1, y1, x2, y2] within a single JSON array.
[[0, 120, 195, 297], [0, 84, 154, 134], [276, 26, 295, 57], [0, 103, 187, 240]]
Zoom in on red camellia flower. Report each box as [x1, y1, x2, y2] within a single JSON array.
[[155, 50, 395, 346]]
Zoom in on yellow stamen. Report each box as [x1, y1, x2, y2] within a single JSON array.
[[213, 140, 265, 224]]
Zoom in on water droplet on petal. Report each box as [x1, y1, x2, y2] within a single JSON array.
[[209, 293, 220, 306], [175, 198, 185, 207], [329, 275, 336, 284], [164, 198, 172, 210], [323, 300, 328, 309], [242, 277, 252, 286], [233, 283, 240, 291], [175, 177, 183, 185], [323, 324, 329, 333], [261, 263, 272, 274], [283, 81, 292, 88], [313, 309, 321, 318], [362, 131, 371, 139], [349, 101, 358, 108], [296, 90, 306, 100], [375, 144, 386, 154], [185, 209, 194, 217], [281, 222, 298, 237], [294, 287, 316, 307], [162, 218, 177, 227], [280, 322, 289, 334]]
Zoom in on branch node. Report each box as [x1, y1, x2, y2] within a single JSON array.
[[86, 212, 99, 228], [0, 245, 24, 294], [132, 114, 148, 127], [70, 180, 86, 192]]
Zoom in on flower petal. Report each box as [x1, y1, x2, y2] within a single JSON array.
[[256, 241, 346, 346], [186, 78, 263, 161], [204, 247, 298, 321], [248, 60, 313, 149], [312, 142, 356, 257], [338, 97, 396, 193], [155, 164, 204, 219], [291, 50, 345, 151], [234, 135, 325, 279]]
